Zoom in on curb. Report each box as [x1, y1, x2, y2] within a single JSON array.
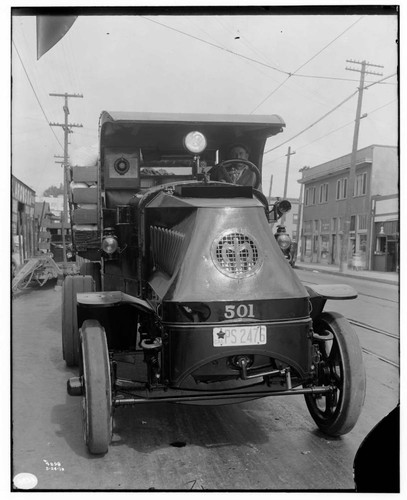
[[294, 265, 399, 286]]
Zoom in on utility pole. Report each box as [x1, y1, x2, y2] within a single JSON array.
[[338, 60, 383, 272], [50, 92, 83, 263], [281, 146, 296, 224], [54, 154, 67, 263], [297, 166, 310, 261], [268, 174, 273, 201]]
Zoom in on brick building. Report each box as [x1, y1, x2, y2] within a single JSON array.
[[298, 145, 398, 271]]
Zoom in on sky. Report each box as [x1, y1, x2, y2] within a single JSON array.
[[10, 5, 399, 200]]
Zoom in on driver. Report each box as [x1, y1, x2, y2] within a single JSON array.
[[227, 144, 256, 185], [209, 143, 258, 186]]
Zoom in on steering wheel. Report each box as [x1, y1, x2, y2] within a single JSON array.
[[211, 159, 261, 189]]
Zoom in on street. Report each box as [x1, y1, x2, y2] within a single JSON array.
[[12, 270, 399, 491]]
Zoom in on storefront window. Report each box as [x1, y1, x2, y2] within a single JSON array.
[[359, 234, 367, 253], [305, 237, 312, 256], [376, 236, 386, 253], [321, 235, 330, 261]]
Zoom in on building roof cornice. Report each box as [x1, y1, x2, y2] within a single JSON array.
[[298, 145, 396, 184]]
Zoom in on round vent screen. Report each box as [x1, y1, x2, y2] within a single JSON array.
[[212, 230, 262, 278]]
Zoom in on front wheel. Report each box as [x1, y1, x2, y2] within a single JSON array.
[[305, 311, 366, 436], [80, 319, 112, 454]]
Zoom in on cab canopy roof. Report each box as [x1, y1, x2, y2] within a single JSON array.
[[99, 111, 285, 168]]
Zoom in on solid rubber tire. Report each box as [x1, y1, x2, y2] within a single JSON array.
[[305, 311, 366, 436], [79, 262, 101, 291], [62, 275, 94, 366], [80, 319, 112, 455]]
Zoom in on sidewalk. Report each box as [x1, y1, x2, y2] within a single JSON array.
[[294, 261, 399, 286]]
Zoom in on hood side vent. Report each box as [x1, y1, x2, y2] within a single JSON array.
[[150, 226, 185, 276]]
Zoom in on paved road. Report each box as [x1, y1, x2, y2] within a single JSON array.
[[12, 276, 399, 491]]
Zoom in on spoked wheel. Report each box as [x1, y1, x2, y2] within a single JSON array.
[[62, 275, 94, 366], [305, 311, 366, 436], [80, 319, 112, 455]]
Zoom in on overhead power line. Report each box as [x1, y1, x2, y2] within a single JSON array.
[[294, 17, 364, 74], [295, 99, 396, 151], [141, 16, 290, 76], [142, 16, 395, 90], [264, 70, 396, 155], [12, 40, 63, 150], [264, 90, 358, 154], [251, 16, 364, 113], [364, 72, 397, 89], [293, 73, 396, 84], [264, 97, 397, 167]]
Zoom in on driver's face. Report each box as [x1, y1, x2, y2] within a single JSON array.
[[230, 146, 249, 160]]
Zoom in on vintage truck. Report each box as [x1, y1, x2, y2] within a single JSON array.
[[62, 112, 365, 454]]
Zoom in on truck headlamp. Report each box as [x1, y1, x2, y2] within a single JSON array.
[[102, 235, 118, 255], [276, 233, 291, 250], [184, 131, 207, 154]]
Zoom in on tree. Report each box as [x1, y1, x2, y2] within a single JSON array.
[[43, 183, 64, 197]]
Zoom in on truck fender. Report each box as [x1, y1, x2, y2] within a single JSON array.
[[305, 284, 358, 320], [77, 291, 156, 315]]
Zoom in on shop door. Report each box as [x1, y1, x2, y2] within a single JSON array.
[[331, 234, 337, 264], [387, 241, 397, 272]]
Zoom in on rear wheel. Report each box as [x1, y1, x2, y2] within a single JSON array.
[[80, 319, 112, 455], [305, 311, 366, 436], [62, 275, 94, 366], [79, 262, 101, 291]]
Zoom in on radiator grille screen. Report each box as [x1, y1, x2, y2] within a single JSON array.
[[213, 231, 261, 277]]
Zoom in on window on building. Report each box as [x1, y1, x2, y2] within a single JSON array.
[[314, 219, 319, 232], [331, 217, 337, 232], [336, 177, 348, 200], [292, 230, 297, 241], [350, 215, 356, 232], [319, 183, 328, 203], [305, 187, 316, 206], [293, 213, 298, 224], [355, 172, 367, 196], [304, 221, 312, 233], [358, 214, 368, 231]]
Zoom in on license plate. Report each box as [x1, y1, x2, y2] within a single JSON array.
[[213, 325, 267, 347]]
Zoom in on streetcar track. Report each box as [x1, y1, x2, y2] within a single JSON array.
[[348, 319, 399, 340], [356, 292, 398, 304], [348, 319, 399, 368], [361, 347, 399, 368], [294, 275, 399, 367]]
